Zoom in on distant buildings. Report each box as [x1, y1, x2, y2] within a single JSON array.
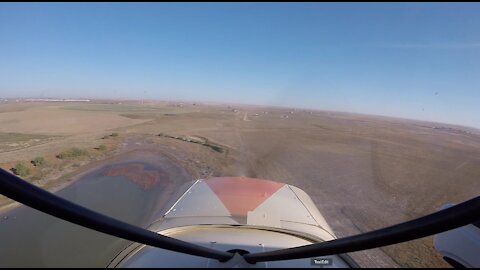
[[24, 98, 90, 102]]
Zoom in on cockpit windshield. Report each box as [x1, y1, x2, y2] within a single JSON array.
[[0, 3, 479, 268]]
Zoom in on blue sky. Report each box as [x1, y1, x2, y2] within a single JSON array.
[[1, 3, 480, 128]]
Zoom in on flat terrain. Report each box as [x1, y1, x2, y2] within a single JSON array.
[[0, 104, 148, 135], [1, 101, 480, 267]]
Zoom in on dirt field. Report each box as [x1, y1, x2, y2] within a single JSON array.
[[0, 104, 149, 135], [1, 101, 480, 267]]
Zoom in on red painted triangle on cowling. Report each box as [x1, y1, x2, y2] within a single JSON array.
[[205, 177, 285, 216]]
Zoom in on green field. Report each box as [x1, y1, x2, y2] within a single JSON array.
[[62, 103, 198, 113]]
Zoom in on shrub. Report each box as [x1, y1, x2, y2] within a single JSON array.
[[11, 162, 30, 177], [31, 157, 46, 166], [96, 145, 107, 151], [57, 148, 88, 159], [101, 133, 119, 139], [207, 144, 224, 153]]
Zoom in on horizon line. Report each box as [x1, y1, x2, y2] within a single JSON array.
[[3, 96, 480, 132]]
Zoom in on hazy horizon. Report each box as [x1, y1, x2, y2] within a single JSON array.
[[3, 95, 480, 132], [1, 3, 479, 128]]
